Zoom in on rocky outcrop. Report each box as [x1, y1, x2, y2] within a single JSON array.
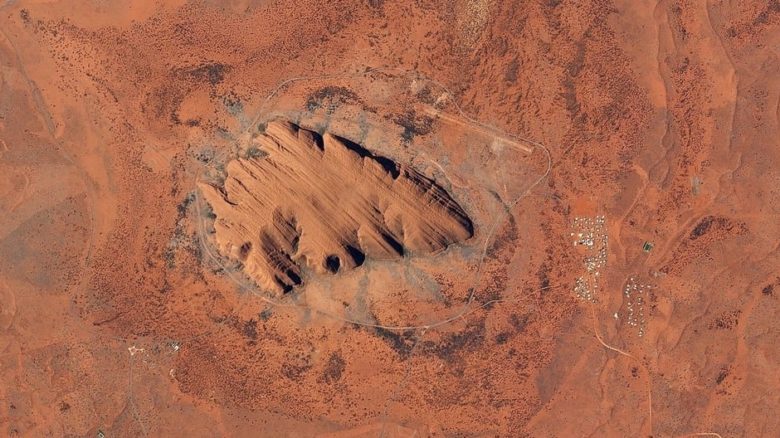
[[199, 120, 473, 294]]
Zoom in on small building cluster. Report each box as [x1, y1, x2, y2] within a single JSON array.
[[622, 276, 653, 337], [571, 215, 608, 302]]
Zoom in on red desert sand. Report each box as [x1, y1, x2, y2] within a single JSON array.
[[0, 0, 778, 437]]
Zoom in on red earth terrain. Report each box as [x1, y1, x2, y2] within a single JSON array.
[[0, 0, 778, 437]]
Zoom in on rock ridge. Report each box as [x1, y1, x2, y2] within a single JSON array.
[[199, 120, 473, 294]]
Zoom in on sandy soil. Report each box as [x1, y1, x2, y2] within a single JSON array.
[[0, 0, 778, 437]]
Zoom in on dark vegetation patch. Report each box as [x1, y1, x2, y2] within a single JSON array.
[[373, 327, 417, 359], [561, 76, 580, 116], [753, 1, 780, 26], [145, 85, 187, 124], [486, 214, 518, 262], [281, 353, 313, 381], [222, 91, 243, 115], [716, 367, 729, 385], [176, 192, 195, 217], [509, 313, 529, 332], [661, 215, 747, 275], [242, 319, 258, 341], [164, 193, 199, 269], [415, 86, 435, 105], [420, 319, 486, 362], [321, 352, 346, 383], [392, 110, 434, 142], [495, 332, 510, 344], [567, 42, 586, 77], [193, 148, 215, 163], [323, 9, 353, 34], [305, 86, 362, 113], [504, 57, 520, 83], [146, 63, 230, 126], [478, 266, 507, 307], [708, 310, 741, 330], [690, 215, 716, 239], [245, 146, 268, 159], [537, 263, 551, 291], [179, 63, 229, 86], [689, 215, 745, 240], [762, 281, 776, 296]]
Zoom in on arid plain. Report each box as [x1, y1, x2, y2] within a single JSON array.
[[1, 0, 779, 437]]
